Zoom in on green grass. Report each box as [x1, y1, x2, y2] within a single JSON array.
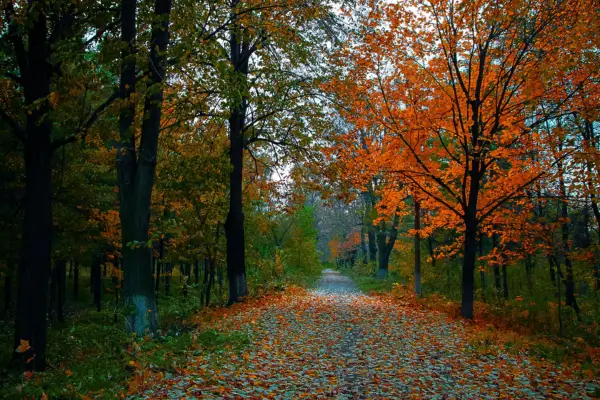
[[0, 260, 321, 399], [0, 268, 242, 400]]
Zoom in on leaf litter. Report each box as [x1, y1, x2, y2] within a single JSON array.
[[137, 269, 598, 399]]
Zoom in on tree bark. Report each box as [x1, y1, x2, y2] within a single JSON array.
[[57, 260, 66, 323], [501, 264, 509, 300], [558, 155, 580, 318], [118, 0, 172, 335], [225, 20, 250, 305], [92, 256, 102, 312], [73, 262, 79, 298], [4, 269, 11, 317], [414, 200, 422, 296], [12, 0, 53, 370], [492, 233, 501, 293]]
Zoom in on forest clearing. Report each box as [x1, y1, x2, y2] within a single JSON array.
[[1, 0, 600, 398]]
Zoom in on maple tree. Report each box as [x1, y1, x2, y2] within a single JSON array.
[[327, 0, 598, 318]]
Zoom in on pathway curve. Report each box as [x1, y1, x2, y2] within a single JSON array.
[[140, 269, 597, 399]]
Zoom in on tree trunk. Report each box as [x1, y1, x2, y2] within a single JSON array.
[[4, 270, 11, 317], [547, 255, 556, 284], [377, 229, 388, 279], [225, 24, 249, 305], [367, 226, 377, 265], [118, 0, 172, 335], [501, 264, 508, 300], [92, 256, 102, 312], [194, 260, 199, 285], [68, 261, 72, 279], [414, 200, 422, 296], [461, 219, 477, 319], [155, 261, 161, 294], [57, 260, 66, 323], [48, 264, 56, 321], [360, 225, 368, 265], [492, 233, 501, 293], [206, 258, 216, 307], [73, 262, 79, 299], [478, 234, 486, 301], [558, 159, 580, 318], [165, 263, 171, 296], [525, 254, 534, 292]]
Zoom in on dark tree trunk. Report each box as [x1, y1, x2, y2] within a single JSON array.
[[48, 265, 57, 321], [547, 256, 556, 284], [11, 0, 53, 371], [57, 260, 66, 323], [225, 23, 250, 305], [203, 257, 210, 302], [426, 235, 436, 268], [92, 256, 102, 312], [377, 229, 388, 279], [206, 258, 216, 307], [414, 200, 422, 296], [73, 262, 79, 299], [4, 270, 11, 317], [558, 158, 580, 318], [461, 218, 477, 318], [118, 0, 172, 335], [68, 261, 72, 279], [377, 212, 400, 279], [194, 260, 199, 285], [501, 264, 509, 300], [165, 263, 171, 296], [492, 233, 501, 293], [525, 254, 534, 292], [155, 261, 161, 294], [360, 225, 368, 265], [367, 226, 377, 265], [478, 234, 486, 301]]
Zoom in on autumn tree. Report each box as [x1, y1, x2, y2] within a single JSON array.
[[328, 0, 596, 318], [1, 0, 119, 369]]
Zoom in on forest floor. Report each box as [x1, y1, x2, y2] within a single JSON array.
[[136, 269, 599, 399]]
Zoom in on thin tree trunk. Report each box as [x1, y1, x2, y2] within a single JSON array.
[[155, 261, 161, 294], [73, 262, 79, 299], [478, 233, 486, 301], [502, 264, 509, 300], [4, 269, 11, 317], [558, 157, 580, 318], [360, 225, 368, 265], [57, 260, 66, 323], [48, 264, 56, 321], [92, 256, 102, 312], [492, 233, 501, 293], [165, 263, 171, 296], [414, 200, 422, 296], [547, 255, 557, 284]]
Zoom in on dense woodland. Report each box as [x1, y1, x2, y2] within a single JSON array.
[[1, 0, 600, 397]]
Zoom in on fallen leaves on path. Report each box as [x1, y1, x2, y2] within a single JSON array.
[[138, 271, 598, 399]]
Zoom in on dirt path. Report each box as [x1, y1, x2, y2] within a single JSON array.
[[140, 269, 596, 399]]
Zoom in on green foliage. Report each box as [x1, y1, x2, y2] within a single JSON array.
[[0, 274, 249, 399]]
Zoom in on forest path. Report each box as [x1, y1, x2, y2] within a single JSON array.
[[139, 269, 595, 399]]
